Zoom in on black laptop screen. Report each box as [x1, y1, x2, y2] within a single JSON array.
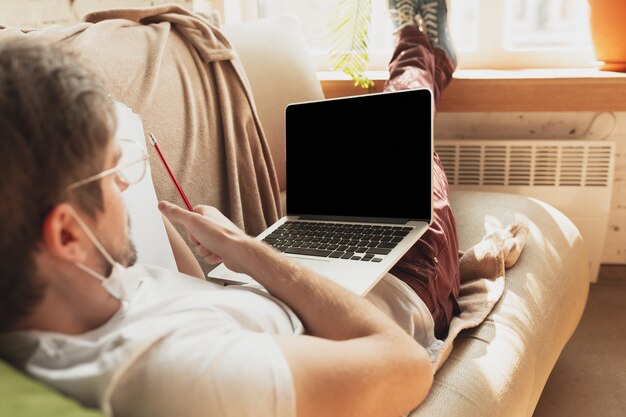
[[286, 89, 432, 222]]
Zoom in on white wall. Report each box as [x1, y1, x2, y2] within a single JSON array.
[[435, 112, 626, 264]]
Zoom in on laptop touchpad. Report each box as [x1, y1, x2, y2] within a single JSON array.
[[289, 256, 330, 273]]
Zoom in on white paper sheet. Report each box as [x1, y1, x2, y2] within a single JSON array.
[[113, 100, 178, 271]]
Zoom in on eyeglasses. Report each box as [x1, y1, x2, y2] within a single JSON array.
[[67, 139, 149, 191]]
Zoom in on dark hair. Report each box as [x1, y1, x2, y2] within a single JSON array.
[[0, 40, 116, 331]]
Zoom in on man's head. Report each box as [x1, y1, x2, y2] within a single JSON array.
[[0, 40, 135, 331]]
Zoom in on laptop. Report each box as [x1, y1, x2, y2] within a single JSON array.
[[208, 88, 434, 296]]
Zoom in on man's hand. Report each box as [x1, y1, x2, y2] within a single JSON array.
[[158, 201, 256, 273]]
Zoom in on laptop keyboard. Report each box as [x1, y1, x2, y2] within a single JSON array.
[[261, 221, 413, 262]]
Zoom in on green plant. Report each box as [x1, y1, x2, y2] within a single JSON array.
[[328, 0, 375, 90]]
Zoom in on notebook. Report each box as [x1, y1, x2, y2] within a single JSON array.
[[208, 88, 434, 296]]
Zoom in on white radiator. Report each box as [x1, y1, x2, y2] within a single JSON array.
[[435, 139, 616, 282]]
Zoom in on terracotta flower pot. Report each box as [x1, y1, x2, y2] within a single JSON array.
[[589, 0, 626, 71]]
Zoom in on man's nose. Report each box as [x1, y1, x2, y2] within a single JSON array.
[[115, 174, 130, 192]]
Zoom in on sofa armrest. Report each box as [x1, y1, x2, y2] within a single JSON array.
[[411, 191, 589, 417]]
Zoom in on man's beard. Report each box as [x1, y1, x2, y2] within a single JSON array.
[[99, 216, 138, 277], [115, 236, 138, 268]]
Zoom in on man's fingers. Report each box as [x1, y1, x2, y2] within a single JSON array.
[[158, 201, 195, 226], [203, 253, 223, 265], [188, 232, 200, 246], [196, 245, 213, 258]]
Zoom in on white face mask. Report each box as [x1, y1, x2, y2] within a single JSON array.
[[68, 207, 140, 302]]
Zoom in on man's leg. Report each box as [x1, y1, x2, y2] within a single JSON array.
[[385, 0, 459, 340], [385, 25, 454, 101], [386, 0, 456, 98], [384, 1, 530, 341]]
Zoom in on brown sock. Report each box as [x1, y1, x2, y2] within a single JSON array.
[[459, 222, 529, 281]]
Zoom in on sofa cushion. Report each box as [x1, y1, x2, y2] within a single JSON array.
[[222, 15, 325, 192], [0, 360, 103, 417]]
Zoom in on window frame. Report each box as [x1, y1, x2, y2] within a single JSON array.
[[459, 0, 596, 69], [211, 0, 597, 70]]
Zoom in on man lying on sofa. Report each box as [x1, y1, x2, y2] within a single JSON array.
[[0, 3, 528, 417]]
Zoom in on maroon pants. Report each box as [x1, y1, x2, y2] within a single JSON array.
[[385, 26, 460, 339]]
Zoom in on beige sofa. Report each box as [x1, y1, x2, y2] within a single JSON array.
[[223, 15, 590, 416]]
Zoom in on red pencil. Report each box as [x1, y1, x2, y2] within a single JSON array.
[[148, 133, 194, 211]]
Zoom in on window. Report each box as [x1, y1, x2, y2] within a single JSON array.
[[215, 0, 594, 70], [457, 0, 595, 68]]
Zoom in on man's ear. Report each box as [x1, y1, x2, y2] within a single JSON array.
[[40, 203, 89, 264]]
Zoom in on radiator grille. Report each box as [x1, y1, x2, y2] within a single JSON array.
[[435, 140, 614, 187]]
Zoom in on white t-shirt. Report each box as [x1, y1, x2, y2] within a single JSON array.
[[0, 265, 441, 417]]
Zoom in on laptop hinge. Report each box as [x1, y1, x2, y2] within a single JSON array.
[[296, 215, 410, 224]]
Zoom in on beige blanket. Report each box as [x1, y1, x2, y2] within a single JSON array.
[[431, 269, 505, 372], [0, 5, 282, 273]]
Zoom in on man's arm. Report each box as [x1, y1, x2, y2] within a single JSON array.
[[248, 243, 433, 417], [162, 214, 204, 279], [159, 202, 433, 417]]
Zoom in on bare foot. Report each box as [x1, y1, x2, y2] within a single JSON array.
[[459, 222, 529, 281]]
